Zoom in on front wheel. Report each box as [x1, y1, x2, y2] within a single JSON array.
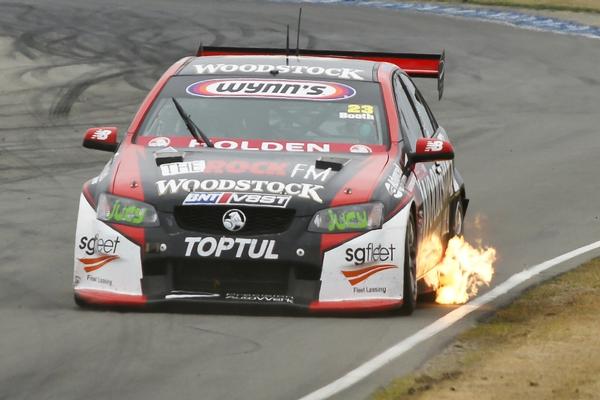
[[399, 212, 418, 315], [74, 293, 89, 308]]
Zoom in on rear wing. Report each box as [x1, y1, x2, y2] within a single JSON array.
[[197, 45, 445, 100]]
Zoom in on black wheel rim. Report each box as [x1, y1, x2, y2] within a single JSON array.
[[454, 201, 463, 236]]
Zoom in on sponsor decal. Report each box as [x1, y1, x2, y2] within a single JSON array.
[[184, 237, 279, 259], [149, 136, 170, 147], [204, 160, 287, 175], [225, 293, 294, 304], [85, 273, 113, 286], [160, 160, 206, 176], [104, 200, 147, 225], [385, 164, 404, 199], [161, 160, 288, 176], [349, 144, 372, 153], [310, 203, 381, 233], [352, 286, 388, 294], [339, 112, 374, 120], [78, 255, 119, 273], [188, 139, 330, 153], [91, 129, 112, 140], [347, 104, 374, 114], [416, 160, 451, 234], [424, 139, 444, 152], [77, 234, 121, 275], [157, 179, 323, 203], [345, 243, 396, 266], [187, 79, 356, 101], [340, 103, 375, 120], [141, 137, 387, 153], [326, 209, 368, 232], [290, 163, 331, 182], [78, 235, 120, 256], [192, 63, 365, 80], [341, 264, 398, 286], [222, 209, 246, 232], [183, 192, 291, 208]]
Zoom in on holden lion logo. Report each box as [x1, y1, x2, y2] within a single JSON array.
[[222, 209, 246, 232], [349, 144, 372, 154], [149, 136, 170, 147]]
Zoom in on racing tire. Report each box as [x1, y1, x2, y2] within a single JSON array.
[[450, 197, 464, 238], [399, 212, 418, 315], [73, 293, 89, 308]]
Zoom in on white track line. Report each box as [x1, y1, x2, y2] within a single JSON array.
[[299, 240, 600, 400]]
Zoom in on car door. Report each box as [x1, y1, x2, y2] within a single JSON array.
[[394, 72, 452, 243], [406, 77, 455, 240]]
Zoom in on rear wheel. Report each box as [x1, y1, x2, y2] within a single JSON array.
[[399, 213, 418, 315], [450, 197, 464, 238]]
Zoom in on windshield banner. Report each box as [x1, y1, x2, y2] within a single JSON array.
[[135, 137, 386, 154], [186, 79, 356, 101]]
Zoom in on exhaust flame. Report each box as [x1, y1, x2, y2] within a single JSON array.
[[421, 236, 496, 305]]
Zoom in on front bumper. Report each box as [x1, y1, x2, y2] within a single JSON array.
[[74, 288, 403, 313], [73, 194, 410, 313]]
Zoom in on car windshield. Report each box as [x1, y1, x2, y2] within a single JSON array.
[[137, 76, 389, 146]]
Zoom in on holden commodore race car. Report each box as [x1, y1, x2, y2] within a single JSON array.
[[74, 46, 467, 314]]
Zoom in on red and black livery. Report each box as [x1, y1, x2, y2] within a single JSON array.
[[73, 46, 467, 314]]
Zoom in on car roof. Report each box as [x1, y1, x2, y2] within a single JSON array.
[[177, 55, 379, 82]]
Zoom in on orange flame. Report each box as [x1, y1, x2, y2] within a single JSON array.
[[421, 235, 496, 305]]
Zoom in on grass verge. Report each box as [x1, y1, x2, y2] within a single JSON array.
[[372, 257, 600, 400], [419, 0, 600, 14]]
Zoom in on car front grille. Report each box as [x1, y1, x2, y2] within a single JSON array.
[[174, 205, 295, 235]]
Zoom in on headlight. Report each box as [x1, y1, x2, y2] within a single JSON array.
[[308, 202, 384, 233], [97, 193, 159, 227]]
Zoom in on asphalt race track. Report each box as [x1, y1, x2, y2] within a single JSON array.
[[1, 1, 599, 399]]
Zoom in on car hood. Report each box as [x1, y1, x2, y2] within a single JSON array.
[[131, 148, 390, 216]]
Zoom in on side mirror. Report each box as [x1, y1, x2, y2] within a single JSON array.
[[408, 138, 454, 163], [83, 127, 118, 152]]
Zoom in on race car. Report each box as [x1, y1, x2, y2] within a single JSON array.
[[74, 46, 467, 314]]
